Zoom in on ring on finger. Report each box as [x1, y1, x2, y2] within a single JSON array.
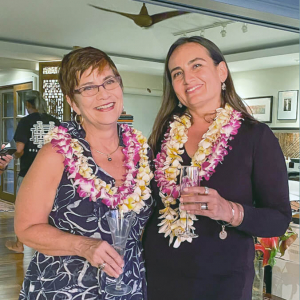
[[204, 186, 209, 195], [200, 203, 208, 210], [98, 262, 106, 271]]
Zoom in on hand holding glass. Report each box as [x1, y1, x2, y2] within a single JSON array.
[[105, 209, 135, 296], [179, 166, 200, 239]]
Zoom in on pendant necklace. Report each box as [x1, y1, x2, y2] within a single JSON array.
[[93, 144, 119, 161], [219, 225, 228, 240]]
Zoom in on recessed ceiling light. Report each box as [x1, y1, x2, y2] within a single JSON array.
[[242, 23, 248, 33], [220, 26, 227, 37]]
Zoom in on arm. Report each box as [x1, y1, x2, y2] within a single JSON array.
[[14, 142, 25, 159], [15, 143, 123, 277], [13, 118, 28, 159], [181, 124, 291, 237], [237, 124, 291, 237]]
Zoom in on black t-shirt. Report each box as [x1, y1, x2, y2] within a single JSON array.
[[14, 112, 60, 177]]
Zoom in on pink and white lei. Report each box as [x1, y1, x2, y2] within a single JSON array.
[[44, 124, 153, 214], [154, 104, 243, 247]]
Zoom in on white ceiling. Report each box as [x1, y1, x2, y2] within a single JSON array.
[[0, 0, 298, 76]]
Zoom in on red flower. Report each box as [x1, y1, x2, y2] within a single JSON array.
[[255, 237, 279, 266], [255, 230, 298, 267], [260, 237, 279, 250]]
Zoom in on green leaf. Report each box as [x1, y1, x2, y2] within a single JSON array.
[[280, 231, 296, 242], [268, 248, 278, 267]]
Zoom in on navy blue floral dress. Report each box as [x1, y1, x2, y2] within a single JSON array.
[[19, 121, 154, 300]]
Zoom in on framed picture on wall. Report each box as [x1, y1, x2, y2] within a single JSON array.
[[243, 96, 273, 123], [277, 90, 298, 120]]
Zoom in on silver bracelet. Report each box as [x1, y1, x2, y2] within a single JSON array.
[[234, 203, 244, 227], [228, 201, 235, 225]]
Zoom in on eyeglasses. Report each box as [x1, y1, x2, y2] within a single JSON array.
[[74, 76, 121, 97]]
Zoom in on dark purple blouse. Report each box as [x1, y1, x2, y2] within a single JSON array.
[[143, 119, 291, 300]]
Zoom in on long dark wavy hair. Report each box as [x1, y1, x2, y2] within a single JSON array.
[[148, 36, 255, 155]]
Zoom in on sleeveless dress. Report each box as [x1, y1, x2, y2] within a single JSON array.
[[19, 121, 154, 300]]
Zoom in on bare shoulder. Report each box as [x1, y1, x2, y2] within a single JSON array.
[[33, 142, 64, 165], [25, 142, 65, 181]]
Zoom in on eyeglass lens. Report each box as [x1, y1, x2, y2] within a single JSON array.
[[81, 77, 119, 96]]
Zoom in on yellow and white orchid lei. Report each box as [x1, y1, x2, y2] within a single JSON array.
[[154, 104, 242, 247]]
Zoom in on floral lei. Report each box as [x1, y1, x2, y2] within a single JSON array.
[[154, 104, 243, 248], [44, 124, 153, 214]]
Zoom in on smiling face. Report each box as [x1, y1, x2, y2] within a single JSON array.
[[168, 42, 228, 112], [67, 65, 123, 128]]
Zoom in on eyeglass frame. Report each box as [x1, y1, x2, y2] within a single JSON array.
[[73, 75, 122, 97]]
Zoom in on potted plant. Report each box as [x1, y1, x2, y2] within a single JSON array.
[[253, 227, 298, 300]]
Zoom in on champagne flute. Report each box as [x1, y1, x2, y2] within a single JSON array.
[[179, 166, 199, 239], [105, 209, 135, 296]]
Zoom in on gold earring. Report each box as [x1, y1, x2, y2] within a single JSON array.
[[75, 114, 83, 125]]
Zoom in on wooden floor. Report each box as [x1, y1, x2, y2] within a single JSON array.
[[0, 210, 34, 300]]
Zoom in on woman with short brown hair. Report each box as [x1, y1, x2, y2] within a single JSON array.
[[15, 47, 153, 299]]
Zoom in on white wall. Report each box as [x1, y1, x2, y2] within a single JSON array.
[[123, 93, 161, 138], [232, 65, 299, 128], [0, 69, 39, 90], [120, 71, 163, 137], [119, 70, 163, 92]]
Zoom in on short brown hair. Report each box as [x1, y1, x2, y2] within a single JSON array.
[[58, 47, 123, 102]]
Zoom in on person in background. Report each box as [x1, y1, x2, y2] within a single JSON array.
[[0, 145, 13, 175], [143, 36, 291, 300], [5, 91, 60, 253], [14, 47, 153, 299]]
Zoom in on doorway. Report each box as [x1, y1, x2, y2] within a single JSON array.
[[0, 82, 33, 203]]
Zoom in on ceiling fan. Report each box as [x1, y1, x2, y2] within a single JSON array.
[[88, 3, 189, 28]]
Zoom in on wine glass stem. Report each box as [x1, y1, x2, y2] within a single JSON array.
[[115, 273, 123, 290]]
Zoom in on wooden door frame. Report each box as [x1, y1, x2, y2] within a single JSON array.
[[0, 82, 32, 203]]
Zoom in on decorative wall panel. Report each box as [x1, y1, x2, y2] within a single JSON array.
[[43, 66, 60, 75], [274, 132, 300, 158], [42, 79, 64, 121], [39, 62, 69, 122]]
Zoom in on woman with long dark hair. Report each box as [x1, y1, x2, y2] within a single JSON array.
[[143, 36, 291, 300]]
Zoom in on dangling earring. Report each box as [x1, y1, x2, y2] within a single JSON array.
[[222, 82, 226, 91], [75, 113, 83, 125], [178, 102, 183, 108]]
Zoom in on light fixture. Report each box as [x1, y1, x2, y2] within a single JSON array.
[[172, 20, 234, 37], [220, 26, 227, 38], [200, 30, 205, 37], [242, 23, 248, 33]]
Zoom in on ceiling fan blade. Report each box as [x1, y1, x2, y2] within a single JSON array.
[[139, 3, 150, 16], [151, 10, 189, 25], [89, 4, 138, 21]]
